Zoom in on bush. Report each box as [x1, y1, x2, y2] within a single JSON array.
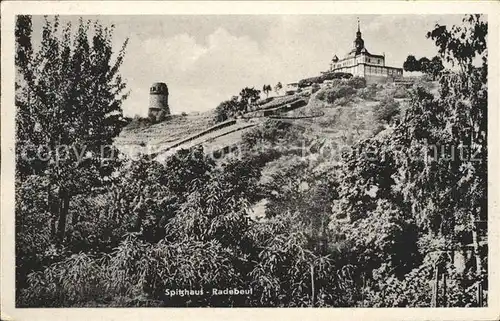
[[346, 76, 367, 89], [373, 124, 386, 136], [298, 76, 322, 88], [327, 79, 344, 88], [126, 116, 152, 130], [331, 86, 356, 104], [316, 89, 326, 101], [393, 86, 410, 99], [373, 97, 401, 123], [298, 72, 353, 88], [311, 83, 321, 93], [358, 85, 378, 100], [317, 85, 356, 104], [322, 72, 353, 81], [336, 96, 354, 106]]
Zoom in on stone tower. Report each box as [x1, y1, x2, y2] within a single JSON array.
[[148, 82, 170, 122]]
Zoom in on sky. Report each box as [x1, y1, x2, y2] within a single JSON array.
[[30, 14, 466, 117]]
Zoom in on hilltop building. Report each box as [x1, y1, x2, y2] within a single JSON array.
[[326, 19, 403, 82], [148, 82, 170, 122]]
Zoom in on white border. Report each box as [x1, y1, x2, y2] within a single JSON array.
[[1, 1, 500, 321]]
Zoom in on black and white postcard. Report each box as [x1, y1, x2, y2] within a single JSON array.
[[1, 1, 499, 320]]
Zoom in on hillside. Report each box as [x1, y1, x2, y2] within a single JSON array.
[[114, 77, 425, 160], [114, 111, 214, 155]]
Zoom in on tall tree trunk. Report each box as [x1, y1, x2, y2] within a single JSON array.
[[47, 183, 56, 239], [470, 212, 483, 306], [432, 264, 439, 307], [470, 213, 483, 278], [310, 264, 315, 307], [56, 187, 70, 243], [442, 272, 447, 307]]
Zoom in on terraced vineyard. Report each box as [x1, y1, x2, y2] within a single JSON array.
[[114, 112, 214, 154]]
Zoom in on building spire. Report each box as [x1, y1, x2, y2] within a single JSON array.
[[357, 17, 360, 32]]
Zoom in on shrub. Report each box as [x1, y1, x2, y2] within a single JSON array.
[[336, 96, 353, 106], [316, 89, 327, 101], [317, 85, 356, 104], [126, 116, 152, 130], [373, 124, 386, 136], [298, 76, 322, 88], [311, 83, 321, 93], [327, 79, 344, 88], [358, 86, 378, 100], [393, 86, 410, 99], [373, 97, 401, 123], [298, 73, 353, 88], [346, 76, 367, 89], [322, 72, 353, 81]]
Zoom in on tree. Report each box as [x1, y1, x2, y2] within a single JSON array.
[[274, 82, 283, 95], [426, 14, 487, 73], [15, 15, 129, 243], [262, 84, 272, 98], [373, 97, 400, 124], [418, 57, 431, 73], [427, 56, 445, 79], [426, 14, 487, 305], [403, 55, 420, 72], [239, 87, 261, 112], [404, 54, 444, 80]]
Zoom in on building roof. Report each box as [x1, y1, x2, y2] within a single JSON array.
[[338, 19, 385, 60]]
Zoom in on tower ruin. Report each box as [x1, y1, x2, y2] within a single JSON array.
[[148, 82, 170, 122]]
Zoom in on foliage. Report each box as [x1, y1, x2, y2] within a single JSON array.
[[298, 72, 352, 88], [274, 82, 283, 95], [16, 14, 488, 308], [15, 14, 130, 291], [403, 54, 419, 72], [393, 85, 410, 99], [346, 76, 367, 89], [373, 97, 401, 124], [213, 96, 239, 123], [125, 115, 152, 130], [403, 54, 444, 80], [317, 85, 356, 104], [213, 87, 261, 123], [263, 84, 272, 98], [358, 83, 379, 100], [426, 14, 487, 72]]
